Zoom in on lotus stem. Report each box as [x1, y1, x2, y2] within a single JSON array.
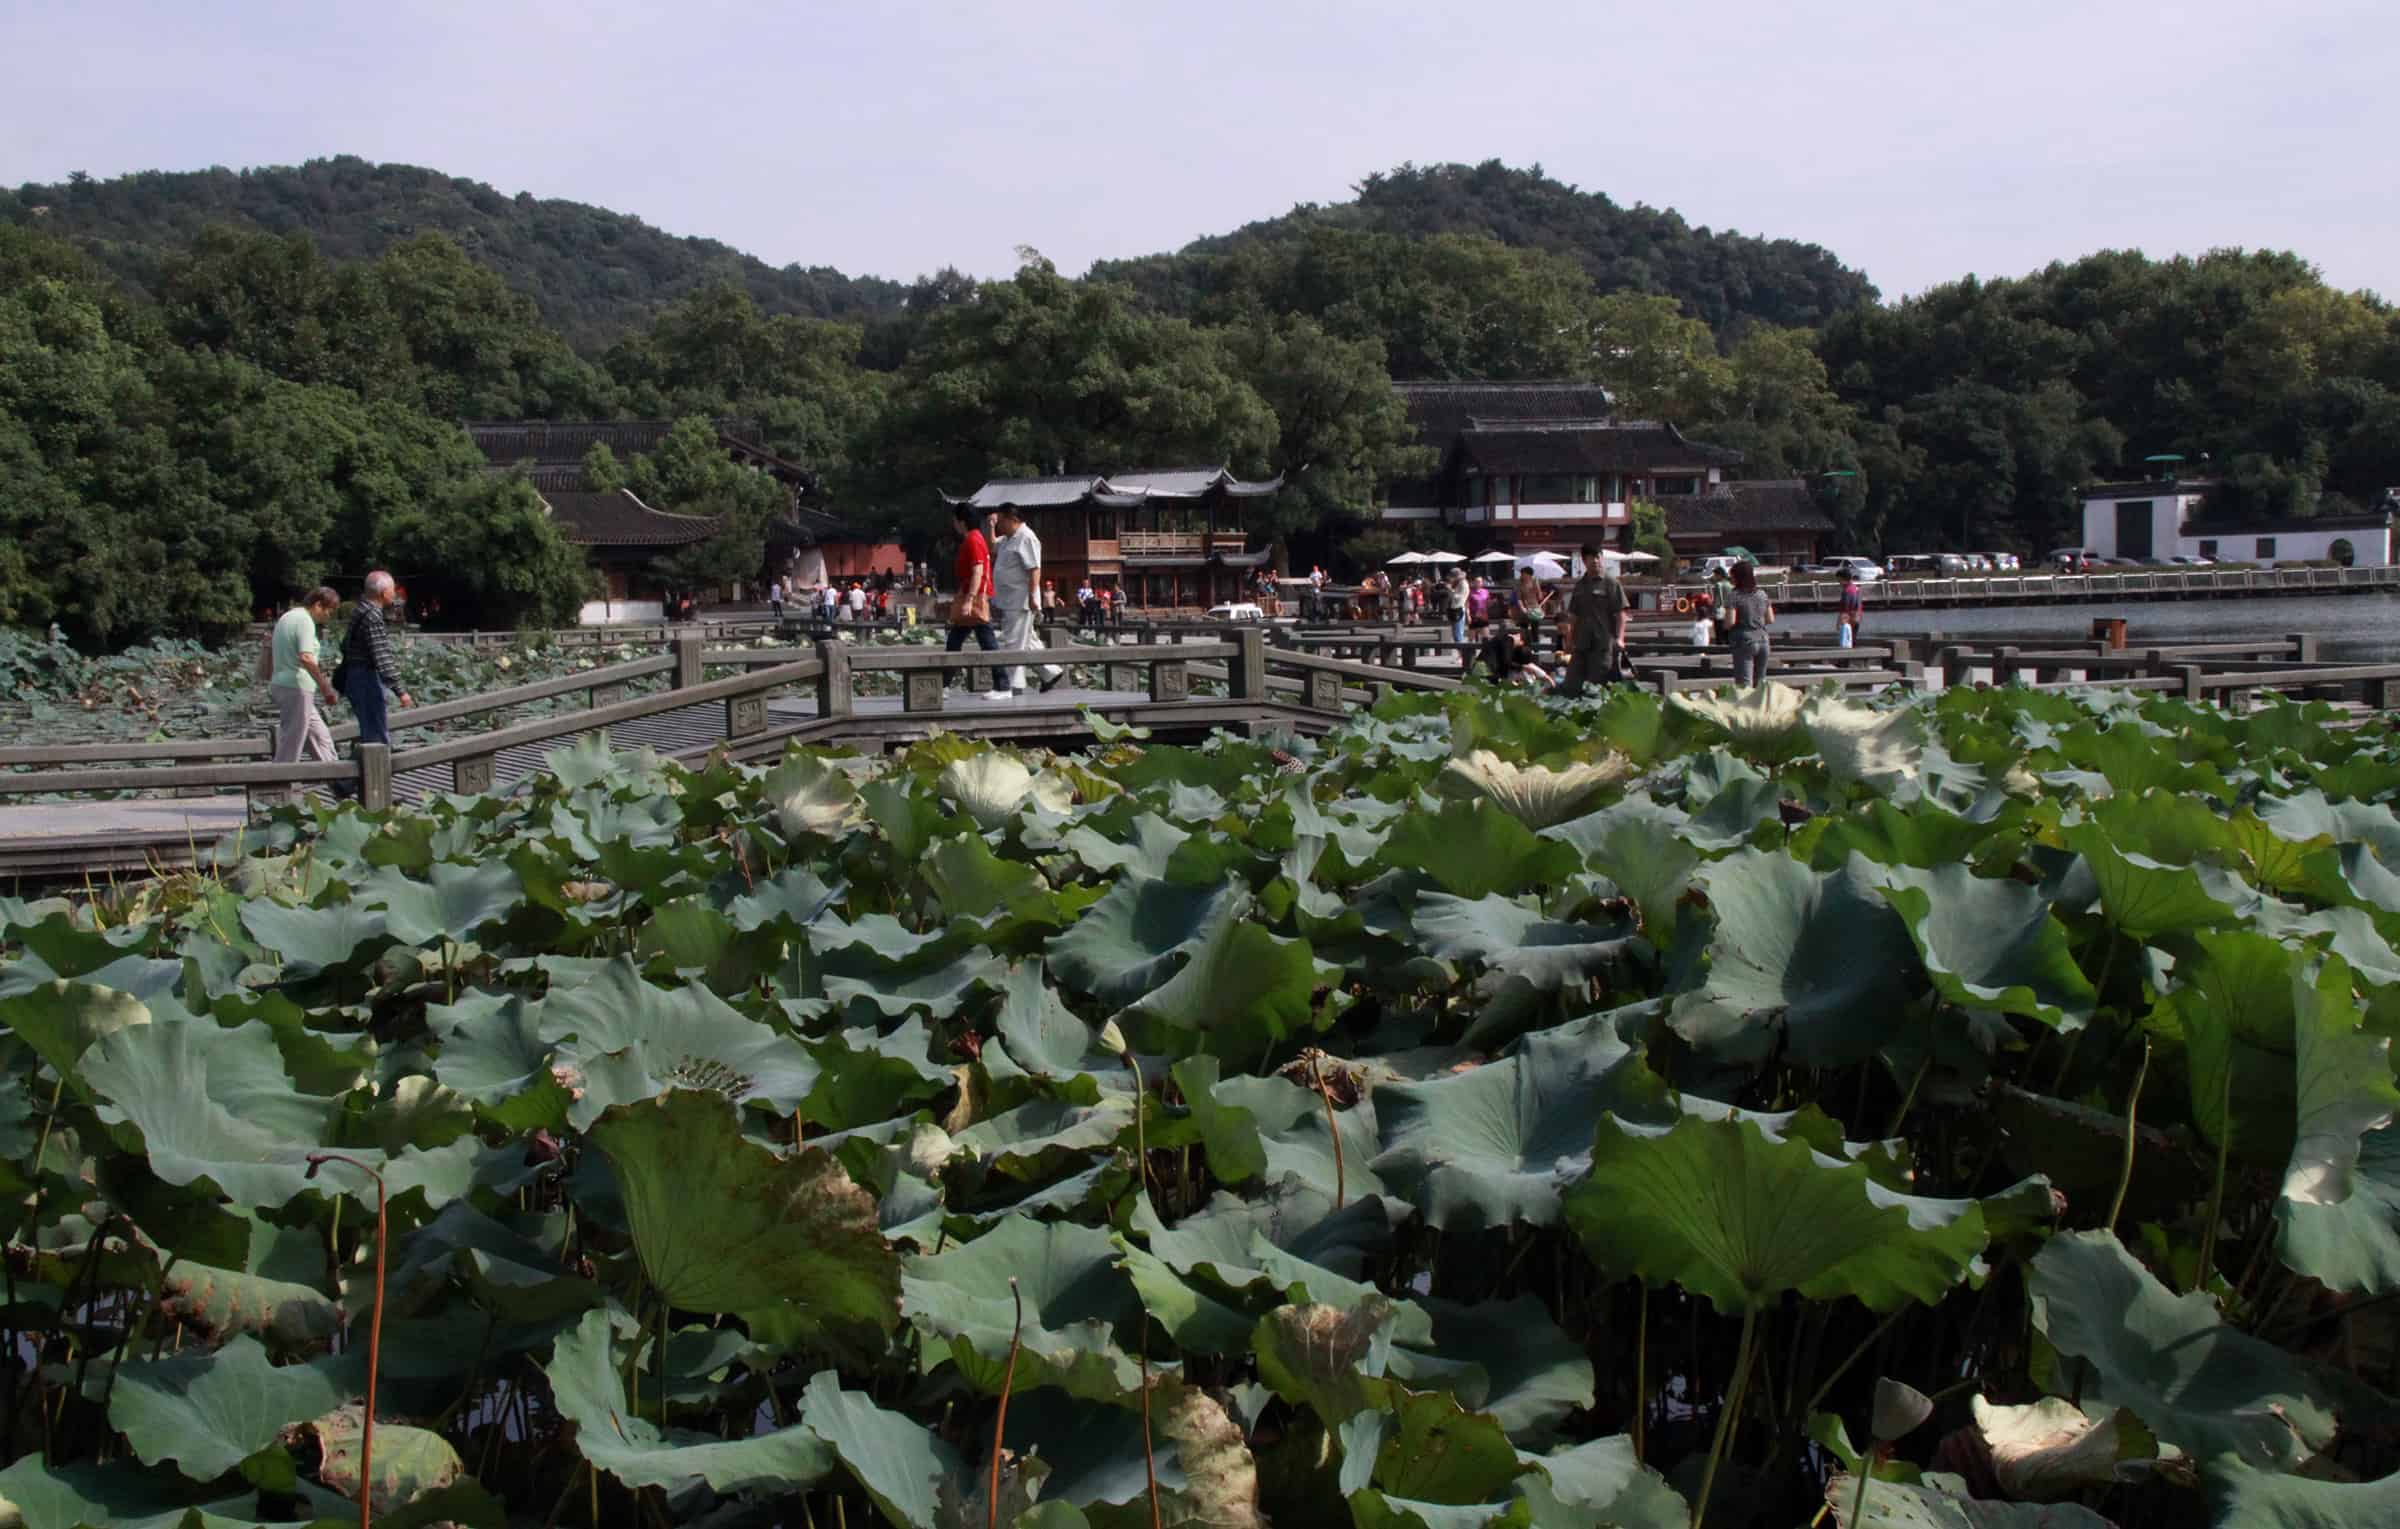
[[1692, 1303, 1759, 1529], [1632, 1284, 1648, 1460], [990, 1278, 1022, 1529], [1883, 1051, 1931, 1141], [1309, 1052, 1345, 1209], [2197, 1059, 2234, 1292], [1847, 1450, 1879, 1526], [2104, 1037, 2152, 1237], [1139, 1324, 1162, 1529], [1124, 1052, 1150, 1196], [307, 1152, 388, 1529]]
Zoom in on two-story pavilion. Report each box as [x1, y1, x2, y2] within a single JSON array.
[[1380, 381, 1831, 562], [943, 468, 1282, 612]]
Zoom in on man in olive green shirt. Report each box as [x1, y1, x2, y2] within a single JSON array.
[[269, 587, 342, 792], [1558, 545, 1629, 697]]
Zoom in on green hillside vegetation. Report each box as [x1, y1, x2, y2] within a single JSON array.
[[0, 156, 904, 349], [1097, 159, 1878, 334], [3, 157, 2396, 649]]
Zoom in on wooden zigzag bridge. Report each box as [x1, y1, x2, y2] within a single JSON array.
[[3, 622, 2397, 883]]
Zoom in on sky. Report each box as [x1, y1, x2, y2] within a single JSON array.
[[3, 0, 2393, 301]]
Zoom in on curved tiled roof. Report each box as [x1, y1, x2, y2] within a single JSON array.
[[1662, 479, 1832, 535], [535, 488, 720, 547], [945, 467, 1283, 511], [1459, 421, 1742, 474]]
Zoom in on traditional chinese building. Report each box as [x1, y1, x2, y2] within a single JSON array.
[[467, 418, 900, 620], [1379, 381, 1830, 562], [944, 468, 1282, 612]]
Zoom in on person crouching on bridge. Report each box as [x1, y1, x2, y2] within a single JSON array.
[[990, 506, 1066, 697], [333, 571, 413, 795], [268, 586, 342, 800]]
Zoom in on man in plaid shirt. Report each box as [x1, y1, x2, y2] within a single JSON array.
[[339, 570, 415, 759]]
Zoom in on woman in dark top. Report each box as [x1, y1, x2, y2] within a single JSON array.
[[1725, 561, 1775, 686]]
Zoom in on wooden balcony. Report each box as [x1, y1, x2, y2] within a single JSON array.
[[1120, 531, 1207, 555]]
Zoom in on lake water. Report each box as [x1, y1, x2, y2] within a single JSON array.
[[1824, 591, 2400, 662]]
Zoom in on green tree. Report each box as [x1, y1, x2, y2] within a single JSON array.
[[1587, 291, 1730, 424], [1217, 314, 1433, 553], [381, 474, 595, 628], [628, 415, 790, 590], [860, 259, 1278, 536], [1628, 499, 1675, 562], [1702, 326, 1860, 476]]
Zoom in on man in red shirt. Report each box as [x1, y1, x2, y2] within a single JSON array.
[[947, 504, 1008, 699]]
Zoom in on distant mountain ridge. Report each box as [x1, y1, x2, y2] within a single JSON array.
[[3, 156, 1874, 348], [1099, 161, 1877, 334], [0, 156, 907, 350]]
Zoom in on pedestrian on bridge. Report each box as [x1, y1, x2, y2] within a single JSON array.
[[946, 504, 1009, 701], [990, 507, 1066, 696], [1556, 543, 1629, 698], [334, 571, 413, 789], [268, 586, 342, 794]]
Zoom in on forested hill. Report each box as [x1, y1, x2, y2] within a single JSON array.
[[0, 156, 907, 350], [1095, 161, 1876, 334]]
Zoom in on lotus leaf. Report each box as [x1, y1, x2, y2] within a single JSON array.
[[1671, 682, 1815, 761], [1374, 1016, 1673, 1231], [1823, 1473, 2117, 1527], [1876, 864, 2095, 1031], [1669, 850, 1923, 1066], [1375, 798, 1582, 900], [545, 1307, 837, 1493], [354, 860, 524, 947], [1967, 1396, 2159, 1500], [767, 751, 864, 838], [2204, 1459, 2400, 1529], [107, 1335, 351, 1483], [235, 898, 389, 976], [1437, 749, 1635, 830], [1410, 893, 1643, 994], [310, 1408, 464, 1513], [534, 957, 820, 1127], [1045, 876, 1248, 1007], [2029, 1230, 2337, 1469], [903, 1215, 1148, 1401], [798, 1369, 961, 1529], [1566, 1112, 1993, 1313], [591, 1089, 898, 1340], [1112, 914, 1331, 1062]]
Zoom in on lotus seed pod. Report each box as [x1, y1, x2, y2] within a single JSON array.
[[1871, 1376, 1934, 1442]]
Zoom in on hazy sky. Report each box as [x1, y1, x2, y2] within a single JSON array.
[[4, 0, 2392, 301]]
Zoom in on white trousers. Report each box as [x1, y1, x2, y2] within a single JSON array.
[[272, 683, 335, 800], [995, 606, 1063, 691]]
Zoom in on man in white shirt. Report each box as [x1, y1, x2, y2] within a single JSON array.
[[845, 582, 867, 619], [989, 507, 1065, 695]]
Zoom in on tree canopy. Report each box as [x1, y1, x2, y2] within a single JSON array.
[[3, 159, 2393, 644]]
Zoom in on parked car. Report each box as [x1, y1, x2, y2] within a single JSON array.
[[1828, 557, 1885, 581], [1884, 555, 1936, 576], [1962, 553, 1993, 572], [1989, 552, 2022, 571], [2049, 548, 2097, 570], [2166, 554, 2215, 567], [1933, 553, 1971, 575], [1203, 602, 1267, 623]]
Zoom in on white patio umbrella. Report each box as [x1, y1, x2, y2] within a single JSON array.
[[1468, 549, 1516, 564], [1601, 550, 1661, 565], [1384, 550, 1429, 564], [1421, 551, 1468, 564]]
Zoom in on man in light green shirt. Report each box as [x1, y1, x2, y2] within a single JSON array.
[[269, 587, 342, 791]]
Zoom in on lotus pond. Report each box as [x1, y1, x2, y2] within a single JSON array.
[[6, 682, 2400, 1528]]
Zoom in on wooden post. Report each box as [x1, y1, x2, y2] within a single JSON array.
[[1992, 646, 2021, 686], [726, 694, 768, 739], [589, 683, 627, 708], [816, 640, 852, 720], [2289, 633, 2321, 664], [358, 743, 392, 812], [1652, 670, 1677, 698], [1228, 628, 1267, 702], [672, 632, 704, 690], [2371, 677, 2400, 711], [903, 671, 945, 713], [2176, 664, 2206, 703]]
